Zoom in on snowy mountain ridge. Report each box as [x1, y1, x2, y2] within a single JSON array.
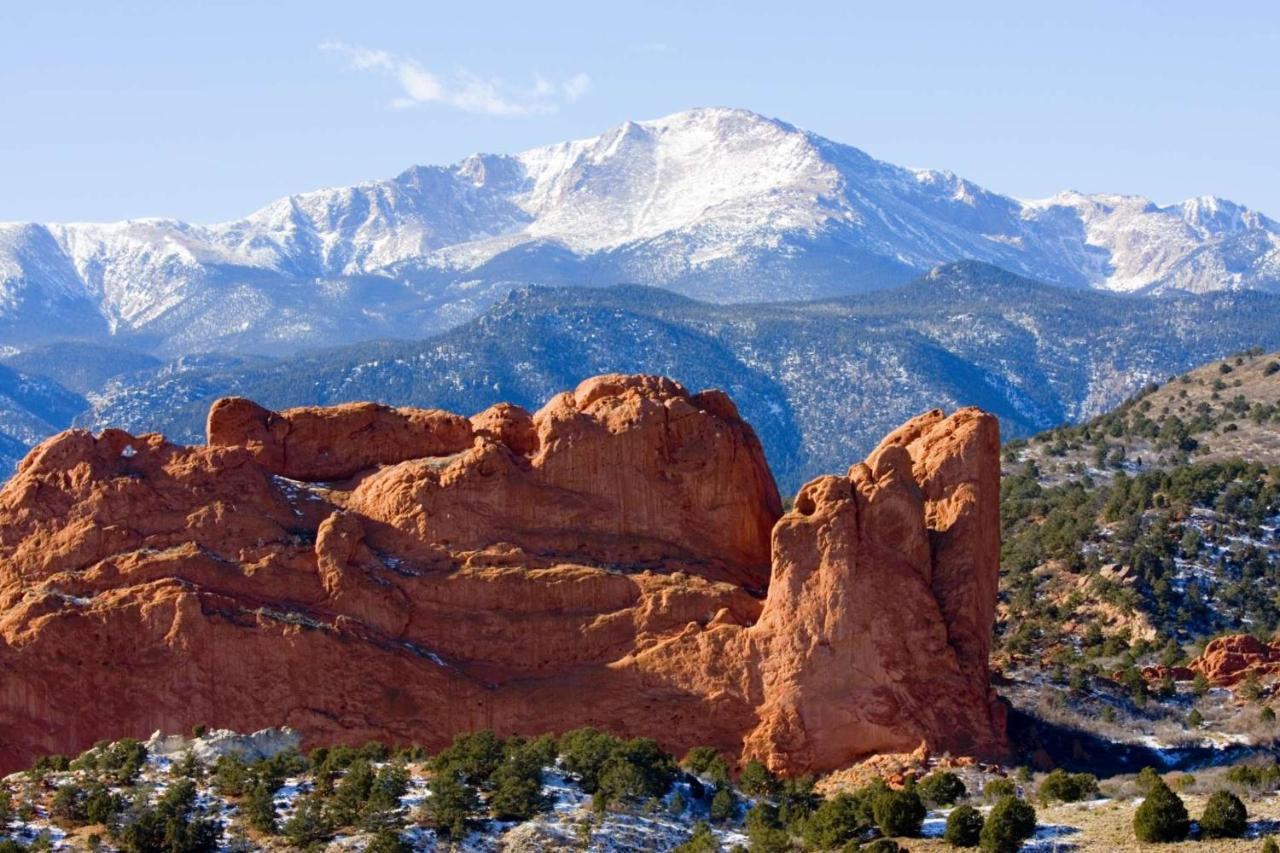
[[2, 107, 1278, 355]]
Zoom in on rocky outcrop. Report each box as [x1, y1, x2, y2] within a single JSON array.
[[1189, 635, 1280, 687], [206, 398, 475, 482], [742, 409, 1005, 773], [0, 375, 1006, 774]]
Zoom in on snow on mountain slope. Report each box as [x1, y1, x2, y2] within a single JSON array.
[[2, 107, 1277, 355]]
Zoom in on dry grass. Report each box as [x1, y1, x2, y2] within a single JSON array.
[[902, 792, 1280, 851]]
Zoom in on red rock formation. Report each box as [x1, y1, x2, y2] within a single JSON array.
[[206, 398, 474, 482], [1139, 665, 1195, 683], [0, 375, 1006, 774], [1189, 635, 1280, 687]]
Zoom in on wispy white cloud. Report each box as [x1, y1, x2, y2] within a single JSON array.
[[563, 72, 591, 102], [321, 41, 590, 117]]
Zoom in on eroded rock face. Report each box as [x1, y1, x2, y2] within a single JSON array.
[[0, 375, 1006, 774]]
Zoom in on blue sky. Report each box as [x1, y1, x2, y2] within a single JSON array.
[[2, 1, 1277, 222]]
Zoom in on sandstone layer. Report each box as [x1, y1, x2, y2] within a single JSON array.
[[0, 374, 1006, 774]]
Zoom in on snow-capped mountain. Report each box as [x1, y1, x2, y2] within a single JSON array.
[[2, 107, 1278, 355]]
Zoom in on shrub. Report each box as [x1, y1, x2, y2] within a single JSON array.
[[282, 794, 332, 848], [979, 795, 1036, 852], [944, 804, 984, 847], [745, 803, 790, 852], [360, 741, 390, 763], [213, 754, 253, 797], [365, 830, 411, 853], [516, 734, 558, 770], [243, 780, 278, 834], [559, 728, 622, 794], [1225, 762, 1280, 791], [738, 759, 778, 797], [31, 754, 70, 775], [83, 783, 118, 825], [421, 771, 479, 839], [1132, 779, 1189, 843], [489, 765, 545, 821], [596, 738, 678, 806], [114, 780, 219, 853], [710, 787, 736, 823], [682, 747, 720, 775], [362, 763, 410, 831], [51, 782, 87, 826], [431, 730, 505, 789], [776, 775, 820, 828], [1199, 789, 1247, 839], [328, 758, 375, 826], [1135, 766, 1164, 795], [1262, 837, 1279, 853], [803, 793, 866, 849], [75, 739, 148, 786], [1036, 769, 1098, 804], [170, 750, 203, 781], [674, 821, 719, 853], [703, 756, 732, 787], [872, 787, 925, 838], [983, 778, 1016, 801], [918, 771, 966, 806]]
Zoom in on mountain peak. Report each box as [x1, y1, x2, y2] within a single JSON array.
[[1, 108, 1278, 356]]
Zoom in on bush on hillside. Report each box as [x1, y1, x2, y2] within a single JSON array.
[[1225, 761, 1280, 791], [983, 778, 1016, 801], [745, 802, 791, 852], [364, 830, 411, 853], [918, 771, 966, 806], [802, 793, 865, 849], [872, 787, 925, 838], [979, 796, 1036, 852], [595, 737, 678, 806], [709, 787, 736, 823], [1035, 769, 1098, 804], [1135, 766, 1164, 795], [1132, 779, 1189, 843], [738, 759, 778, 797], [943, 804, 984, 847], [558, 728, 622, 794], [282, 793, 332, 848], [1198, 789, 1247, 839], [421, 772, 479, 839], [776, 775, 820, 827], [113, 779, 219, 853], [673, 821, 718, 853], [431, 730, 505, 789]]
